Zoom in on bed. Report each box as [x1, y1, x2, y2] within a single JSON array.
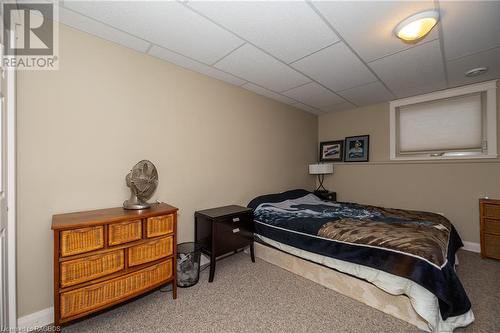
[[248, 189, 474, 332]]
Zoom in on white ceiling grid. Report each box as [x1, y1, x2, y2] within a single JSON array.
[[58, 0, 500, 115]]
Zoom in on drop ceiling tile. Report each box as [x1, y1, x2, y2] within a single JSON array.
[[326, 101, 356, 112], [291, 103, 324, 115], [311, 1, 438, 62], [214, 44, 310, 92], [338, 81, 394, 106], [291, 43, 377, 92], [242, 83, 297, 105], [58, 7, 150, 53], [148, 46, 246, 86], [283, 82, 346, 112], [369, 40, 446, 98], [186, 1, 339, 63], [63, 1, 243, 64], [446, 47, 500, 88], [440, 1, 500, 60]]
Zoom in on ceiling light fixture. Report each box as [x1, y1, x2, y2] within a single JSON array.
[[465, 67, 488, 77], [394, 10, 440, 42]]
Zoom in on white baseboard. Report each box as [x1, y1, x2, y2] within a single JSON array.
[[17, 307, 53, 331], [462, 241, 480, 253]]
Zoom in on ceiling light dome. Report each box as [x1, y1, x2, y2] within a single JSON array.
[[395, 10, 440, 42]]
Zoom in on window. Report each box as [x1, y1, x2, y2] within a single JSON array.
[[390, 80, 497, 160]]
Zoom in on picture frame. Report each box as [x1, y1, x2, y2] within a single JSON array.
[[319, 140, 344, 162], [344, 135, 370, 162]]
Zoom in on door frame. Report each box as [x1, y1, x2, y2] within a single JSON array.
[[5, 29, 17, 329]]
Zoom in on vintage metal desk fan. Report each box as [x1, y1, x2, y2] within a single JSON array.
[[123, 160, 158, 210]]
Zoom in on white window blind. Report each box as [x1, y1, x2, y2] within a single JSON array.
[[397, 93, 483, 153]]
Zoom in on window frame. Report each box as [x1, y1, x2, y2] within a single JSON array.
[[389, 80, 497, 161]]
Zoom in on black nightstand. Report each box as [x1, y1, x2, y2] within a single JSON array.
[[195, 205, 255, 282], [314, 191, 337, 202]]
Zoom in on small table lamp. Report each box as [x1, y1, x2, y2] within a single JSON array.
[[309, 163, 333, 194]]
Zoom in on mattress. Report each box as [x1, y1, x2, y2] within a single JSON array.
[[255, 234, 474, 333], [248, 189, 474, 331]]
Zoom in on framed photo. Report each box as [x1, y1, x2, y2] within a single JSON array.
[[319, 140, 344, 162], [344, 135, 370, 162]]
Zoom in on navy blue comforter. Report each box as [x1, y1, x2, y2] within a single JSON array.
[[248, 189, 471, 320]]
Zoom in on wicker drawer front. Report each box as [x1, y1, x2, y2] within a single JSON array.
[[60, 250, 124, 288], [146, 215, 174, 238], [108, 220, 142, 246], [60, 260, 172, 319], [61, 226, 104, 257], [128, 236, 173, 267], [483, 204, 500, 220]]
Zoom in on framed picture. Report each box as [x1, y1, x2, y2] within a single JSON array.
[[319, 140, 344, 162], [344, 135, 370, 162]]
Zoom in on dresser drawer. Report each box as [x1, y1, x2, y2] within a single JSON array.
[[108, 220, 142, 246], [60, 260, 172, 319], [484, 234, 500, 259], [60, 250, 124, 288], [146, 215, 174, 238], [60, 226, 104, 257], [483, 204, 500, 220], [484, 219, 500, 235], [128, 236, 173, 267]]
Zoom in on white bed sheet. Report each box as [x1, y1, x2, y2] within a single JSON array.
[[256, 234, 474, 333]]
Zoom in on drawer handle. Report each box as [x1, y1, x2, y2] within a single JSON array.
[[85, 285, 103, 292], [79, 251, 120, 262], [232, 228, 240, 233], [146, 239, 165, 246], [144, 265, 161, 272], [151, 216, 169, 221], [116, 220, 139, 226], [72, 229, 93, 233], [232, 217, 240, 222]]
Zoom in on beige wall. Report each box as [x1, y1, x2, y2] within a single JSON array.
[[17, 25, 317, 316], [318, 94, 500, 245]]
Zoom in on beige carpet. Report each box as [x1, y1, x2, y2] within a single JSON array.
[[60, 250, 499, 333]]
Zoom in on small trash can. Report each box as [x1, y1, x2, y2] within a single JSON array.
[[177, 242, 202, 287]]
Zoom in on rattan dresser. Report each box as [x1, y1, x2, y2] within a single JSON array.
[[51, 203, 178, 327]]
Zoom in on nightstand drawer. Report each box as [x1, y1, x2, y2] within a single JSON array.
[[215, 219, 253, 238], [215, 214, 253, 256], [214, 229, 252, 256], [314, 191, 337, 202], [217, 213, 254, 232]]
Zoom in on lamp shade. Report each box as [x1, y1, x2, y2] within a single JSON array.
[[309, 163, 333, 175]]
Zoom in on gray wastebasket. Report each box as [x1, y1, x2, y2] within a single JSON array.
[[177, 242, 202, 287]]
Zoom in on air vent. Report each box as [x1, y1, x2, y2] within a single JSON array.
[[465, 67, 488, 77]]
